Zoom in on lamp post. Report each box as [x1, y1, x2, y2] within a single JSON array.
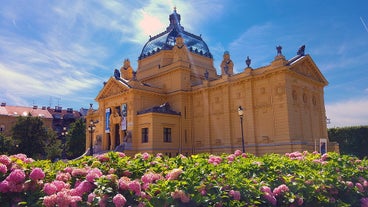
[[88, 120, 96, 156], [61, 127, 68, 159], [238, 106, 245, 153]]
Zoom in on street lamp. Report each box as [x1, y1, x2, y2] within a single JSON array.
[[61, 127, 68, 159], [238, 106, 245, 153], [88, 120, 96, 156]]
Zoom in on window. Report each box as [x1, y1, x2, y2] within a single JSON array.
[[141, 128, 148, 143], [0, 125, 4, 133], [163, 127, 172, 142]]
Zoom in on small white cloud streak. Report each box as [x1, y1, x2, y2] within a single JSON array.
[[360, 17, 368, 33], [326, 99, 368, 127]]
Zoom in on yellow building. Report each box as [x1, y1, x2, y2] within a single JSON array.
[[86, 9, 338, 156]]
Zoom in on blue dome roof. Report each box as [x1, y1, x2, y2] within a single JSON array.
[[139, 8, 212, 60]]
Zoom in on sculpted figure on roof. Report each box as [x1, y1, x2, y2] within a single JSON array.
[[173, 35, 188, 62], [120, 59, 133, 80], [221, 51, 234, 75]]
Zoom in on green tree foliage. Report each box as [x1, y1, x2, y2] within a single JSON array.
[[0, 133, 18, 155], [66, 118, 86, 159], [328, 125, 368, 158], [44, 130, 62, 161], [11, 116, 61, 159]]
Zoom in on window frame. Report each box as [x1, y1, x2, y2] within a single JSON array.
[[141, 128, 149, 143], [163, 127, 172, 143]]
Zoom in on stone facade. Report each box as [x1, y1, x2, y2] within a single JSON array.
[[86, 9, 338, 156]]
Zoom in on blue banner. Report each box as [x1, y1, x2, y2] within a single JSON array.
[[121, 103, 127, 130], [105, 108, 111, 133]]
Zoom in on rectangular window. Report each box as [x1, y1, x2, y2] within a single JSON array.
[[163, 127, 172, 142], [141, 128, 148, 143]]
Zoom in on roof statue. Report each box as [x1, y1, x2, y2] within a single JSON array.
[[120, 59, 133, 80], [297, 45, 306, 56], [221, 51, 234, 75], [276, 45, 283, 56], [245, 56, 251, 68], [139, 8, 212, 60], [172, 35, 189, 62]]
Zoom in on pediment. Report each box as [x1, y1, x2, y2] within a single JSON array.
[[289, 55, 328, 85], [96, 77, 131, 100]]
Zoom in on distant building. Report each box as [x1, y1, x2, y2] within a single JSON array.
[[0, 103, 53, 136], [0, 103, 84, 139], [47, 106, 84, 137], [86, 9, 338, 156]]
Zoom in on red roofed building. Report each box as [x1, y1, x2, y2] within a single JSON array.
[[0, 103, 53, 136]]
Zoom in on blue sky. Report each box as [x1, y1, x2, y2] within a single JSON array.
[[0, 0, 367, 127]]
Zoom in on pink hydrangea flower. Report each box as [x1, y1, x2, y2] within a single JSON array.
[[56, 172, 71, 182], [0, 155, 11, 166], [296, 197, 304, 206], [261, 186, 276, 205], [30, 167, 45, 180], [142, 152, 150, 160], [0, 180, 9, 193], [128, 180, 141, 195], [87, 192, 96, 203], [361, 197, 368, 207], [6, 169, 26, 183], [118, 177, 131, 190], [117, 152, 126, 157], [43, 194, 57, 207], [229, 190, 241, 200], [263, 192, 277, 206], [0, 164, 7, 174], [113, 193, 127, 207], [108, 168, 116, 174], [234, 150, 242, 156], [52, 180, 69, 192], [166, 168, 183, 180], [171, 189, 190, 203], [97, 154, 110, 162], [71, 180, 94, 196], [356, 182, 364, 192], [273, 184, 289, 197], [43, 183, 58, 195], [227, 154, 236, 163], [142, 172, 162, 184], [208, 155, 222, 165], [86, 168, 103, 182], [71, 168, 87, 177], [346, 181, 354, 189]]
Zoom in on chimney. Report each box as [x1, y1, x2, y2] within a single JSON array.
[[0, 103, 5, 107], [33, 105, 38, 109]]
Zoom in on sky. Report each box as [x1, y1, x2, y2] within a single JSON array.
[[0, 0, 367, 127]]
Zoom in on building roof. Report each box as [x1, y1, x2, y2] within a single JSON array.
[[137, 102, 181, 115], [139, 8, 212, 60], [47, 106, 82, 121], [0, 105, 53, 118]]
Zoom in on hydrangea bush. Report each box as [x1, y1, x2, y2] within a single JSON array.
[[0, 151, 368, 206]]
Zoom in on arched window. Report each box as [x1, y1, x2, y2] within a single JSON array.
[[0, 124, 5, 133]]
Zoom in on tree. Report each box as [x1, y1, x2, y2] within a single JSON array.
[[0, 133, 17, 155], [44, 130, 62, 161], [66, 118, 86, 159], [11, 116, 60, 159], [328, 126, 368, 158]]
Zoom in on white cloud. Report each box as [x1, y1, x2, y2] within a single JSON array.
[[326, 98, 368, 127]]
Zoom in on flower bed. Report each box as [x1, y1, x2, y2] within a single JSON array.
[[0, 151, 368, 206]]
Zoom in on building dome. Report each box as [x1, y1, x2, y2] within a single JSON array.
[[139, 8, 212, 60]]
